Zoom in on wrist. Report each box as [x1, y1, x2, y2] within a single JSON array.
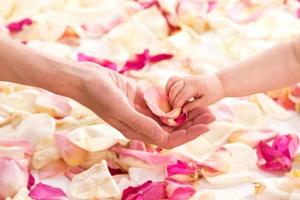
[[50, 61, 91, 106], [0, 37, 92, 106], [215, 71, 228, 99], [28, 56, 89, 106]]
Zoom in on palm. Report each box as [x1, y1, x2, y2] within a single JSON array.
[[83, 65, 214, 149]]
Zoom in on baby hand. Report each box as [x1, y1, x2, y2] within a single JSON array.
[[166, 74, 225, 112]]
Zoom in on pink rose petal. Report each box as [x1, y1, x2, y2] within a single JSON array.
[[28, 172, 35, 190], [149, 53, 173, 63], [29, 183, 67, 200], [291, 85, 300, 97], [119, 49, 149, 73], [289, 85, 300, 107], [297, 7, 300, 18], [167, 160, 195, 176], [174, 113, 188, 124], [53, 132, 87, 167], [111, 144, 177, 168], [118, 148, 177, 166], [0, 138, 33, 155], [120, 49, 173, 73], [122, 180, 166, 200], [166, 178, 196, 200], [136, 0, 158, 9], [36, 90, 72, 119], [277, 89, 296, 111], [167, 160, 198, 182], [108, 166, 126, 176], [78, 49, 172, 74], [64, 166, 85, 180], [128, 140, 147, 151], [207, 1, 217, 13], [77, 53, 118, 71], [228, 0, 264, 23], [6, 18, 33, 32], [257, 141, 292, 171], [144, 87, 187, 126], [39, 159, 68, 179], [272, 134, 299, 160], [0, 157, 28, 199]]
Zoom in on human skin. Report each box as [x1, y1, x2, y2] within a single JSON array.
[[0, 37, 215, 149], [167, 37, 300, 112]]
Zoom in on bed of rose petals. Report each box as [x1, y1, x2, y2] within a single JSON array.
[[1, 0, 300, 199]]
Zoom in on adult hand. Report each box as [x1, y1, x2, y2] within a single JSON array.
[[0, 37, 213, 148], [81, 63, 215, 149]]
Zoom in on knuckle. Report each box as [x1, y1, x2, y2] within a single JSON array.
[[146, 128, 159, 141]]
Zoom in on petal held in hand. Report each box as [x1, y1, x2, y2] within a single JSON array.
[[144, 86, 187, 126]]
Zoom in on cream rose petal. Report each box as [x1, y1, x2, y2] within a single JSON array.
[[68, 160, 120, 199], [5, 187, 32, 200], [174, 121, 248, 162], [203, 143, 257, 186], [228, 130, 278, 147], [0, 90, 39, 113], [290, 192, 300, 200], [68, 124, 128, 152], [229, 100, 265, 129], [16, 113, 56, 147], [128, 167, 166, 185], [190, 191, 216, 200], [32, 136, 61, 170], [253, 179, 290, 200], [252, 93, 291, 120]]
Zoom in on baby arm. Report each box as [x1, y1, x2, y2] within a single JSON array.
[[166, 37, 300, 112]]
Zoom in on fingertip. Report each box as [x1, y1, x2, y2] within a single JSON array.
[[187, 124, 209, 136], [208, 113, 216, 123]]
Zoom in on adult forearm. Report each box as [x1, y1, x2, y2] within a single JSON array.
[[218, 38, 300, 97], [0, 37, 87, 104]]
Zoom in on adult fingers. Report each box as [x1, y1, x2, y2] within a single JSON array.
[[186, 107, 212, 121], [116, 106, 167, 143], [105, 117, 157, 144], [161, 124, 209, 149]]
